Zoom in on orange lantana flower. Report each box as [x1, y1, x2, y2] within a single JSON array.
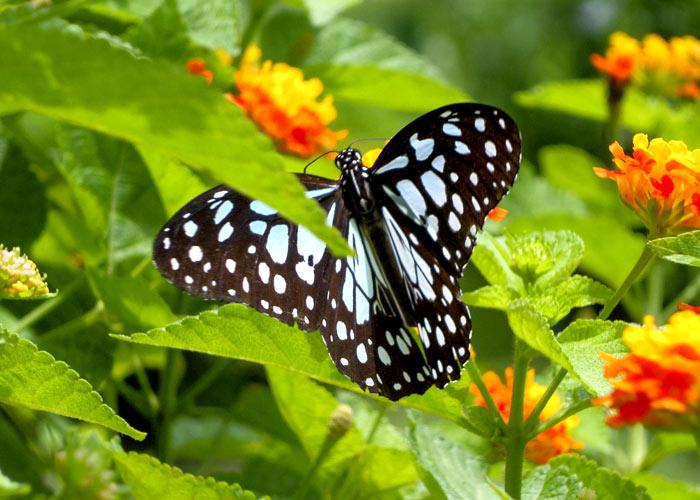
[[590, 32, 641, 85], [231, 45, 347, 157], [470, 368, 583, 464], [594, 134, 700, 235], [186, 58, 214, 84], [591, 32, 700, 99], [594, 310, 700, 430]]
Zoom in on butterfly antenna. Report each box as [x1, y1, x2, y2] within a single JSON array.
[[303, 151, 339, 174]]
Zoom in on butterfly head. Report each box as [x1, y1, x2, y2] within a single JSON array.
[[335, 148, 363, 173]]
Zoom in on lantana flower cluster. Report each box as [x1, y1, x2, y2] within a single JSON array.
[[470, 368, 583, 464], [594, 133, 700, 235], [591, 32, 700, 99], [595, 309, 700, 431], [187, 45, 346, 157], [0, 245, 51, 299]]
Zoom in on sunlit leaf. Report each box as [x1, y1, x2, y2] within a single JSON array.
[[0, 330, 145, 440], [113, 451, 257, 499], [648, 231, 700, 267], [547, 455, 650, 499], [0, 20, 351, 256], [113, 304, 470, 423], [409, 415, 502, 500], [558, 319, 628, 397]]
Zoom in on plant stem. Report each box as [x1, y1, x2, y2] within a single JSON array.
[[366, 403, 388, 444], [178, 358, 231, 411], [523, 367, 567, 434], [504, 341, 529, 500], [157, 350, 180, 463], [532, 399, 592, 438], [294, 434, 339, 500], [131, 351, 159, 415], [465, 359, 508, 433], [598, 245, 655, 320]]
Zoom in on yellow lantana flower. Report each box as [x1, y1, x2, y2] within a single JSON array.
[[594, 133, 700, 235]]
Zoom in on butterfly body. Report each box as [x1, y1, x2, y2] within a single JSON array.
[[154, 103, 521, 400]]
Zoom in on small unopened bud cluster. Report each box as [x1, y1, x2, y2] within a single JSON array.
[[327, 404, 353, 439], [0, 245, 51, 299]]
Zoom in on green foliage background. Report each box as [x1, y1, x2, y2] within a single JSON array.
[[0, 0, 699, 498]]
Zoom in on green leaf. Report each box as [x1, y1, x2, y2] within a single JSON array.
[[177, 0, 241, 52], [305, 18, 444, 80], [53, 126, 166, 265], [507, 215, 645, 287], [521, 462, 581, 500], [113, 451, 257, 499], [113, 304, 470, 423], [528, 276, 612, 325], [507, 231, 584, 289], [88, 271, 177, 332], [507, 303, 576, 376], [37, 325, 116, 388], [0, 330, 145, 440], [514, 79, 656, 131], [309, 64, 467, 113], [126, 0, 191, 60], [333, 446, 419, 498], [137, 145, 209, 216], [629, 472, 700, 500], [305, 20, 466, 112], [409, 416, 502, 500], [462, 284, 517, 311], [547, 455, 650, 499], [648, 230, 700, 267], [297, 0, 362, 26], [0, 468, 30, 497], [558, 319, 629, 396], [471, 232, 525, 291], [558, 319, 628, 397], [266, 367, 364, 481], [0, 20, 351, 257]]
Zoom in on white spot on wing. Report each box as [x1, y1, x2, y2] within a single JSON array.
[[420, 170, 447, 207], [442, 123, 462, 136], [410, 133, 434, 161]]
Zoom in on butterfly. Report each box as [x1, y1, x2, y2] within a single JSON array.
[[153, 103, 521, 400]]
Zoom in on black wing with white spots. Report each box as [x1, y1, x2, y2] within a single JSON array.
[[153, 102, 521, 401], [369, 103, 521, 389]]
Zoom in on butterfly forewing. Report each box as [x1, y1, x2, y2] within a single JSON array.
[[153, 176, 341, 331], [372, 103, 522, 273]]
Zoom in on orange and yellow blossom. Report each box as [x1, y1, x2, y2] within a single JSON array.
[[591, 32, 700, 99], [470, 368, 583, 464], [590, 32, 641, 85], [594, 134, 700, 235], [231, 45, 347, 157], [594, 310, 700, 430]]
